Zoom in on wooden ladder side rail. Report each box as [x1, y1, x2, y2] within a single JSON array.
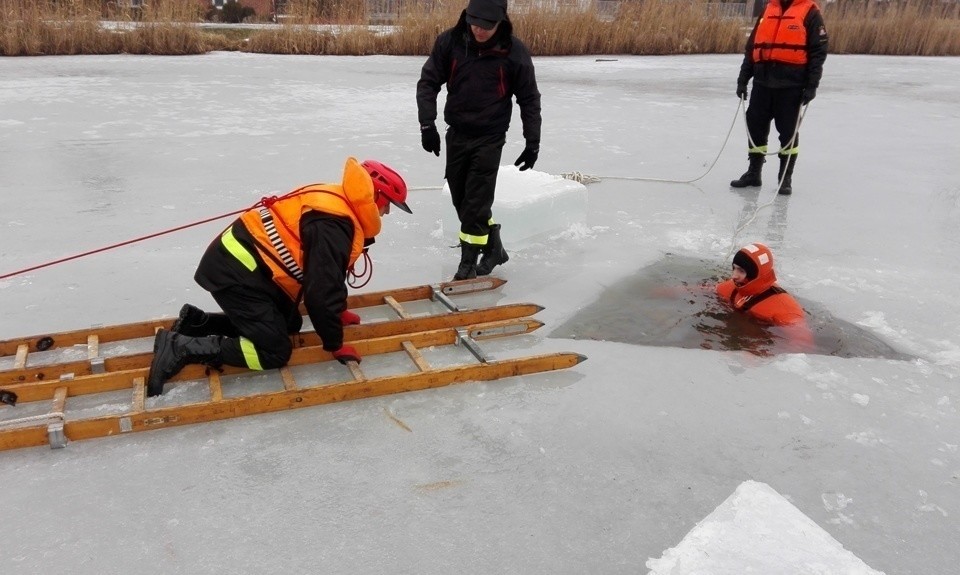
[[1, 302, 543, 386], [2, 318, 546, 404], [0, 277, 506, 357], [0, 352, 586, 452]]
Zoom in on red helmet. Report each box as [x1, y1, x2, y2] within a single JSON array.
[[363, 160, 411, 214]]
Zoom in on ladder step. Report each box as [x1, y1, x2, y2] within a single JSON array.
[[14, 344, 28, 370], [402, 341, 430, 372]]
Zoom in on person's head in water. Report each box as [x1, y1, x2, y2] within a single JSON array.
[[731, 243, 777, 297]]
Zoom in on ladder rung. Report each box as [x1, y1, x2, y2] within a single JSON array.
[[279, 367, 298, 391], [48, 386, 68, 449], [208, 371, 223, 402], [383, 295, 410, 319], [52, 386, 67, 412], [347, 361, 365, 381], [14, 344, 28, 370], [402, 341, 431, 372], [132, 377, 145, 413], [87, 335, 99, 361]]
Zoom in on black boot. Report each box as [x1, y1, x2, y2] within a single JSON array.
[[777, 154, 797, 195], [476, 224, 509, 276], [171, 304, 238, 337], [147, 329, 224, 396], [453, 243, 481, 281], [730, 153, 765, 188]]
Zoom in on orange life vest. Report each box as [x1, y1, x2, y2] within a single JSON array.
[[752, 0, 815, 66], [239, 157, 382, 301], [716, 279, 806, 327]]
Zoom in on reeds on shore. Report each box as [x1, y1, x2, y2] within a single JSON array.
[[1, 0, 959, 57]]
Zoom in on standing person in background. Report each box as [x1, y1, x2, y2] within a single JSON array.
[[730, 0, 828, 195], [146, 158, 411, 396], [417, 0, 542, 280]]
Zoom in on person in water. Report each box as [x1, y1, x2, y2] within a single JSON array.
[[715, 242, 813, 351]]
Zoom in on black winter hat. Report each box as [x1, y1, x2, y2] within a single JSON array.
[[466, 0, 507, 30], [732, 249, 759, 280]]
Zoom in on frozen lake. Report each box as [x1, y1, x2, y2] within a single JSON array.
[[1, 53, 959, 574]]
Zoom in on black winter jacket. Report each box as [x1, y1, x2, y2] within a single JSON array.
[[194, 212, 353, 351], [417, 12, 541, 146]]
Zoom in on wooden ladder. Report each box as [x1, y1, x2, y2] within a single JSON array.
[[0, 303, 585, 452]]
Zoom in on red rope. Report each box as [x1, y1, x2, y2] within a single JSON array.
[[0, 196, 281, 281], [347, 251, 373, 289]]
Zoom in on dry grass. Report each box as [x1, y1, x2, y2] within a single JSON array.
[[2, 0, 959, 57], [825, 0, 960, 55]]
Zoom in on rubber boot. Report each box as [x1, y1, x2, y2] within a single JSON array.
[[777, 154, 797, 195], [476, 224, 509, 276], [171, 304, 238, 337], [730, 153, 765, 188], [147, 329, 224, 396], [453, 243, 481, 281]]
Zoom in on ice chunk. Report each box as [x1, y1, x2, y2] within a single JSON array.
[[646, 480, 885, 574]]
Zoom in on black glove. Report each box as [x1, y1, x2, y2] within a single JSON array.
[[802, 86, 817, 105], [736, 83, 748, 100], [421, 123, 440, 156], [514, 144, 539, 171]]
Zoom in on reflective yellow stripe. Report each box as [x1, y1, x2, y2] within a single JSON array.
[[486, 218, 497, 226], [239, 337, 263, 371], [779, 146, 799, 155], [748, 145, 768, 154], [459, 231, 489, 246], [221, 227, 257, 272]]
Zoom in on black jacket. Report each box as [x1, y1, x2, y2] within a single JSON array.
[[738, 1, 828, 90], [417, 11, 542, 146], [194, 212, 353, 351]]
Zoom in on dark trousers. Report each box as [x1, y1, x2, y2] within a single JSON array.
[[745, 84, 805, 153], [445, 130, 506, 245], [211, 285, 303, 370]]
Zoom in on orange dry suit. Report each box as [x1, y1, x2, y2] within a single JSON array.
[[715, 243, 813, 350], [194, 157, 382, 370]]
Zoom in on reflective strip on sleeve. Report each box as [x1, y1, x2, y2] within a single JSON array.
[[221, 227, 257, 272], [239, 337, 263, 371]]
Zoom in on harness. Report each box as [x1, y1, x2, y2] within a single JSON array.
[[731, 285, 787, 312]]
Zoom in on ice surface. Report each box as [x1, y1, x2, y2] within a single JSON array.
[[440, 164, 589, 245], [0, 53, 958, 575]]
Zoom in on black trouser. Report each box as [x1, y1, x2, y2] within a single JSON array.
[[445, 130, 506, 246], [210, 285, 303, 371], [745, 84, 804, 154]]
